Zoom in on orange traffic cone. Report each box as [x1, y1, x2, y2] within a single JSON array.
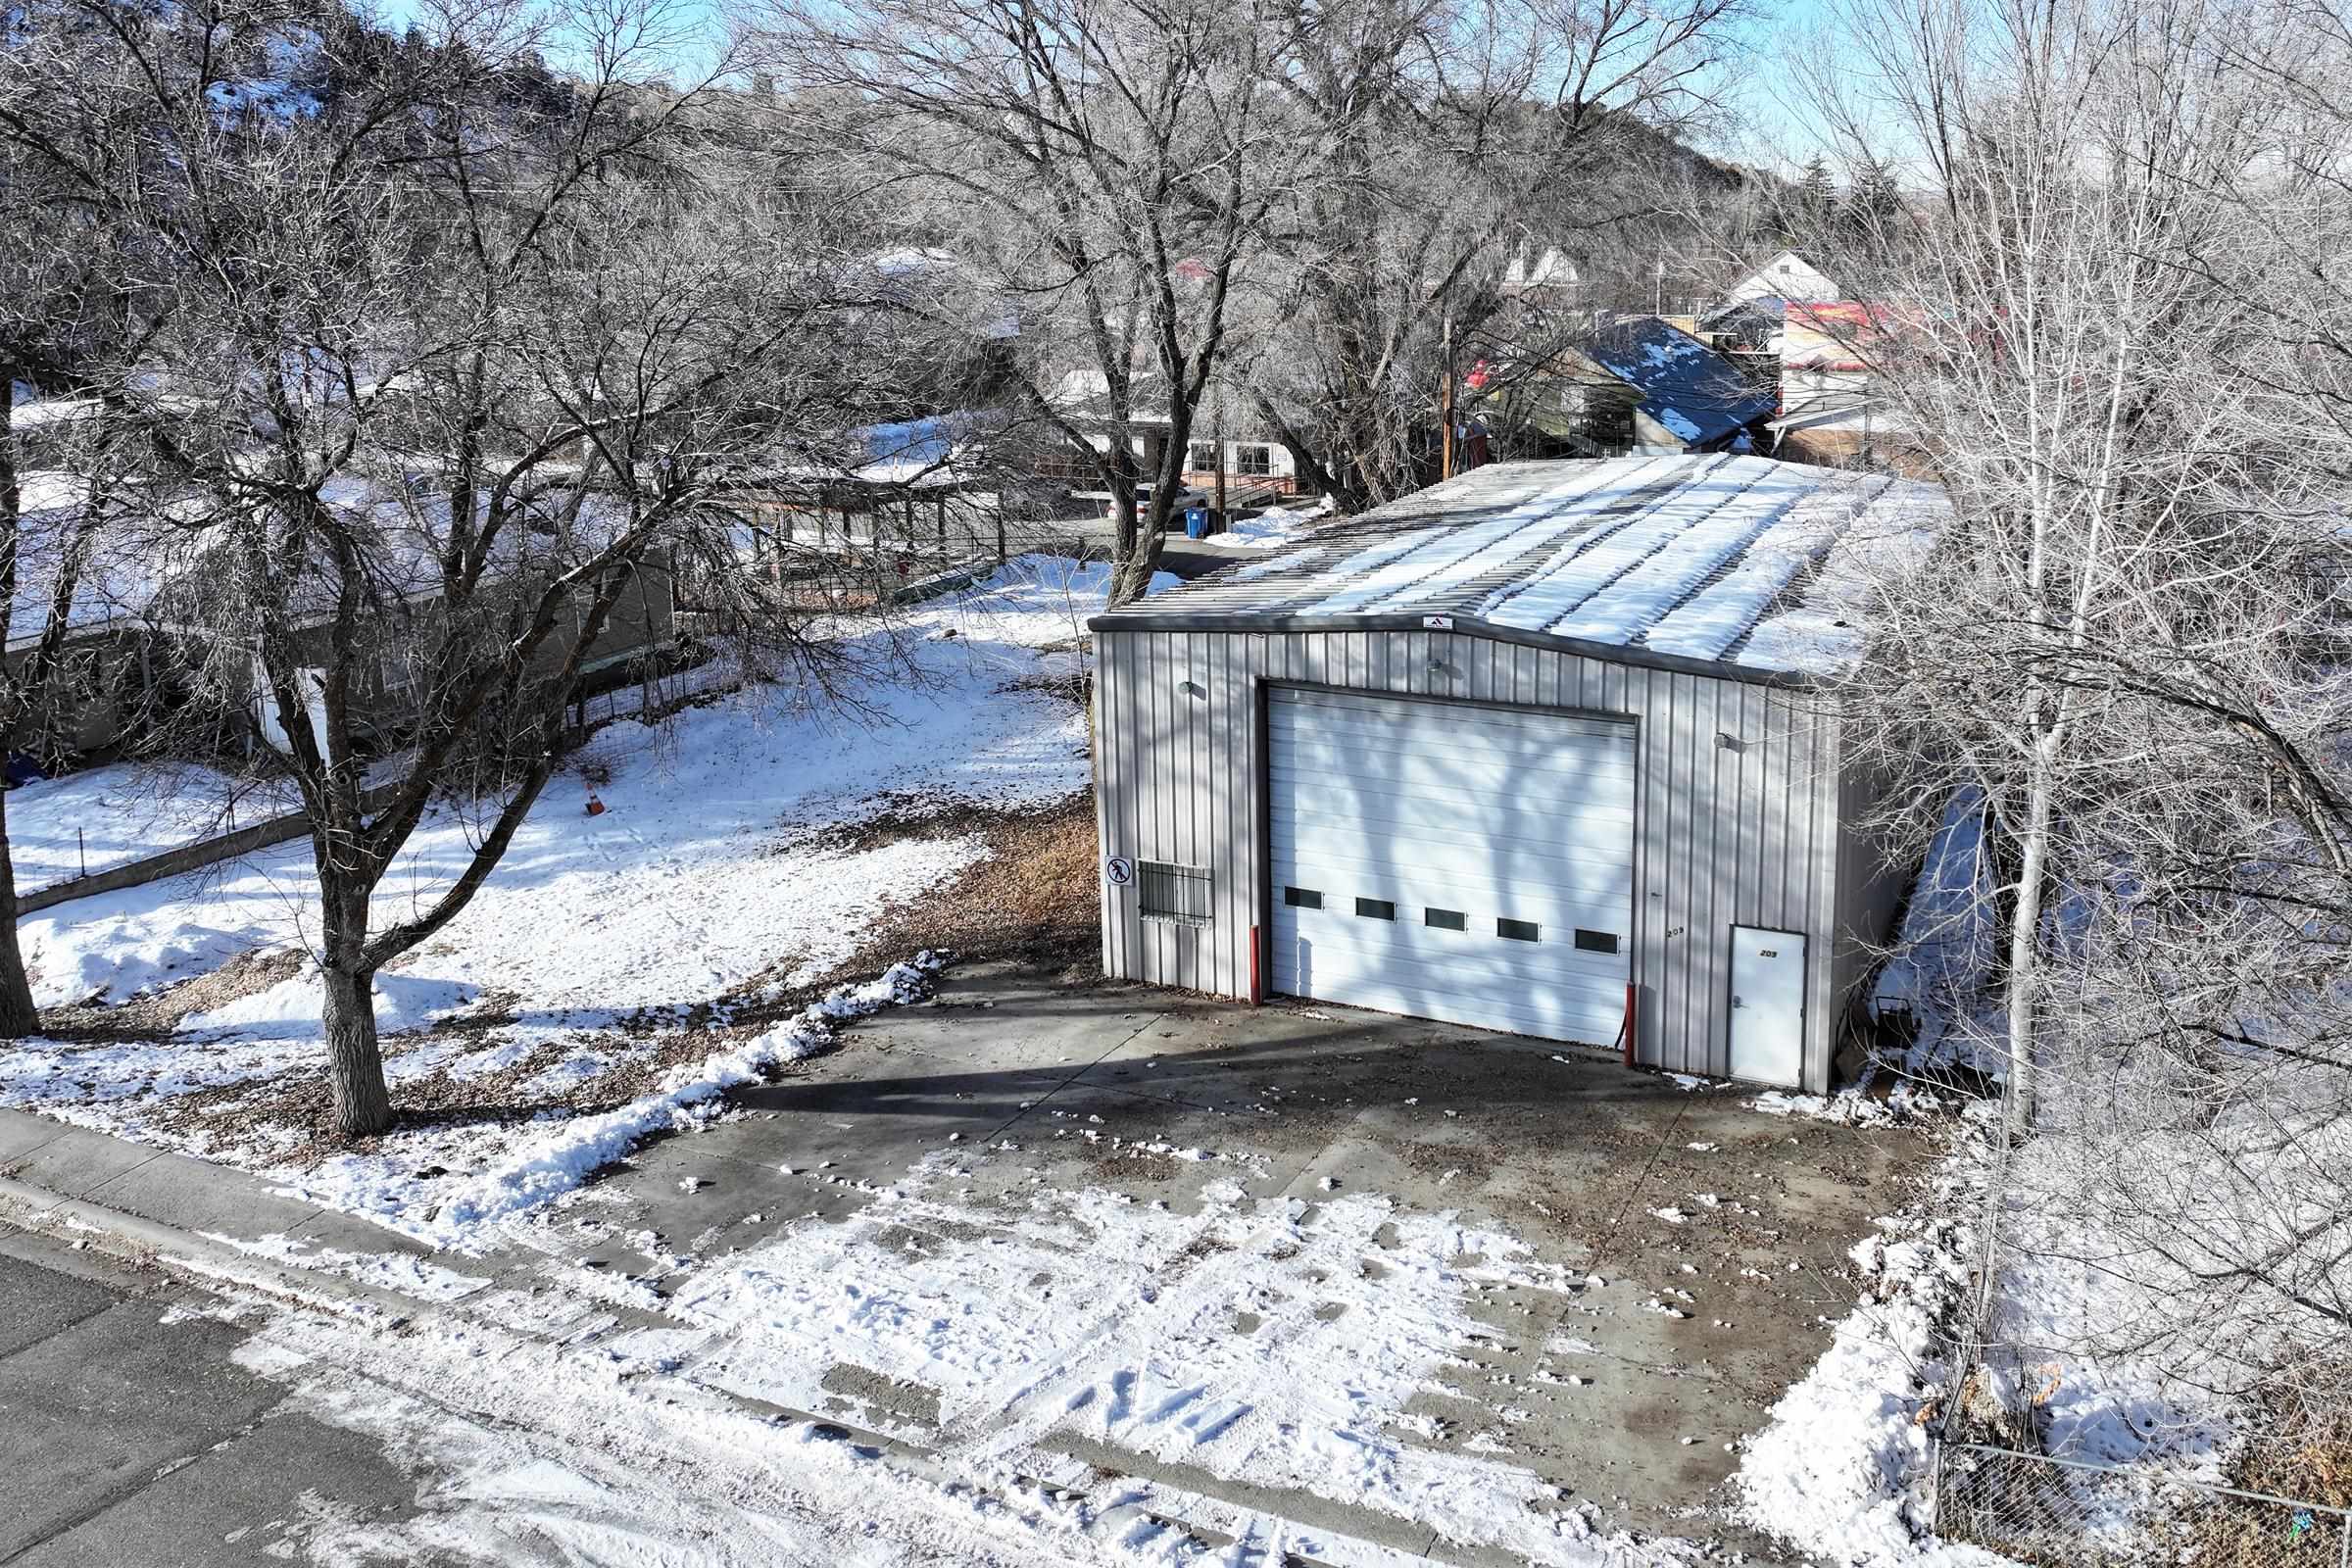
[[585, 786, 607, 817]]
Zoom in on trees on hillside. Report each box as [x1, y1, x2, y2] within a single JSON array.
[[1, 0, 946, 1133], [757, 0, 1758, 573]]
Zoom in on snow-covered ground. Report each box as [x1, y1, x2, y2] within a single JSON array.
[[669, 1160, 1655, 1565], [203, 1230, 1690, 1568], [1727, 798, 2019, 1567], [1, 557, 1132, 1244], [217, 1291, 1298, 1568], [168, 1130, 1706, 1568], [1734, 1105, 2009, 1566], [5, 762, 299, 893], [1220, 503, 1327, 550]]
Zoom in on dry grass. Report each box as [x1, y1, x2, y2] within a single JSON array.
[[40, 947, 308, 1043], [2167, 1379, 2352, 1565], [832, 791, 1102, 981], [2230, 1381, 2352, 1510]]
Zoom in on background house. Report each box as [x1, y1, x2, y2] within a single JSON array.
[[1496, 316, 1775, 459], [1769, 302, 1914, 467], [1723, 248, 1840, 305], [1044, 365, 1303, 509]]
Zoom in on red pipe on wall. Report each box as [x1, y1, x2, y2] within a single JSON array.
[[1621, 982, 1638, 1068], [1249, 925, 1262, 1004]]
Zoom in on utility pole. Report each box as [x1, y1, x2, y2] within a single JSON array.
[[1439, 299, 1455, 480], [1212, 384, 1228, 520]]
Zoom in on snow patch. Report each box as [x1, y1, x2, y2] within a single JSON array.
[[276, 954, 950, 1250], [1736, 1120, 1998, 1564]]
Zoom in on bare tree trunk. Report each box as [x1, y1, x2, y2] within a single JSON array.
[[1109, 520, 1166, 604], [0, 377, 41, 1040], [319, 960, 391, 1138], [0, 791, 41, 1038], [2002, 756, 2055, 1139], [1439, 301, 1454, 481]]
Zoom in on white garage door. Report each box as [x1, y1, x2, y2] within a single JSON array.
[[1268, 687, 1635, 1044]]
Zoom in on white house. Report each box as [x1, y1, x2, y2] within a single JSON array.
[[1502, 244, 1582, 297], [1046, 366, 1301, 500], [1725, 249, 1840, 305]]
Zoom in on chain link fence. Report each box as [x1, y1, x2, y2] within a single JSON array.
[[1937, 1442, 2352, 1566], [1926, 1110, 2350, 1564]]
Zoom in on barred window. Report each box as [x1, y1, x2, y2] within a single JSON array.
[[1139, 860, 1212, 926]]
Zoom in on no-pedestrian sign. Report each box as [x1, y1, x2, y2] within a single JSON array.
[[1104, 856, 1135, 887]]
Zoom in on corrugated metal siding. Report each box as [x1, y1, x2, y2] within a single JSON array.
[[1094, 625, 1849, 1090]]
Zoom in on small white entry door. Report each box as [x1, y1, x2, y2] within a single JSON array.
[[1729, 926, 1805, 1088]]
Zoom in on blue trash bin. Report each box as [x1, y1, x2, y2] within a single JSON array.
[[1184, 506, 1210, 539]]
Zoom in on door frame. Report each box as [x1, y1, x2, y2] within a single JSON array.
[[1252, 675, 1642, 1024], [1725, 922, 1807, 1087]]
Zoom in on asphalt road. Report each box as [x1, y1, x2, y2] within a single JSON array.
[[0, 1225, 428, 1567]]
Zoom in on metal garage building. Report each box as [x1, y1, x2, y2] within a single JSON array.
[[1087, 453, 1947, 1093]]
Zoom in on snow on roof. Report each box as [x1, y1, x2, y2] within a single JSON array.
[[1580, 318, 1775, 447], [7, 475, 176, 652], [1093, 454, 1947, 679], [9, 390, 101, 430], [1727, 249, 1840, 304]]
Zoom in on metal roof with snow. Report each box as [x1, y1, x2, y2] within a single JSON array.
[[1090, 454, 1945, 683], [1580, 317, 1775, 447]]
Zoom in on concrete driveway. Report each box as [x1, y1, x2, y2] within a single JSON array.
[[554, 961, 1922, 1558]]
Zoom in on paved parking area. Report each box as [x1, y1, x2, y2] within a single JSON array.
[[549, 961, 1923, 1551]]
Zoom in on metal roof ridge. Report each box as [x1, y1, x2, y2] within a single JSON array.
[[1082, 603, 1825, 689]]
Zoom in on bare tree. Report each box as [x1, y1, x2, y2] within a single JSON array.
[[1795, 0, 2352, 1405], [758, 0, 1311, 603], [1233, 0, 1755, 509], [0, 18, 156, 1036], [2, 0, 948, 1135]]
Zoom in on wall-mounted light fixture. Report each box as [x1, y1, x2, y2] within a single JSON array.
[[1178, 679, 1207, 699], [1715, 731, 1746, 753]]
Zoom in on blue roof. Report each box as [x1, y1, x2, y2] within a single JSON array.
[[1583, 318, 1775, 447]]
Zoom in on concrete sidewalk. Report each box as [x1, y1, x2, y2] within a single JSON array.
[[0, 1108, 443, 1262]]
